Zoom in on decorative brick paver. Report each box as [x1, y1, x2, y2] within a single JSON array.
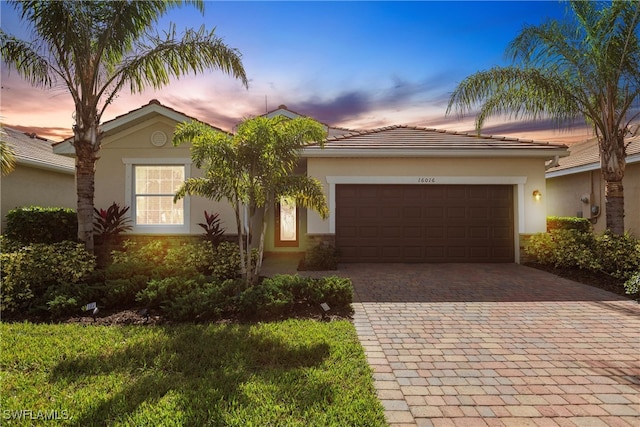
[[328, 263, 640, 427]]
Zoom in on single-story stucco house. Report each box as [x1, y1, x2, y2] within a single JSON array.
[[53, 100, 570, 263], [0, 126, 76, 232], [546, 134, 640, 236]]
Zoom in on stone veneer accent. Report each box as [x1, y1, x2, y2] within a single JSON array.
[[519, 233, 536, 264], [305, 234, 336, 256]]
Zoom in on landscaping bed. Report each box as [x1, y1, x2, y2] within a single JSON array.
[[525, 262, 633, 299]]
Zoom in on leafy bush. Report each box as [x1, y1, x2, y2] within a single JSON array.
[[526, 229, 597, 270], [623, 271, 640, 298], [300, 244, 339, 270], [547, 216, 592, 232], [307, 276, 353, 310], [136, 276, 207, 309], [198, 210, 225, 246], [526, 229, 640, 282], [136, 276, 243, 321], [0, 241, 95, 314], [110, 240, 239, 281], [238, 275, 353, 319], [592, 232, 640, 280], [164, 279, 242, 321], [4, 206, 77, 243], [94, 202, 132, 243], [239, 277, 297, 317]]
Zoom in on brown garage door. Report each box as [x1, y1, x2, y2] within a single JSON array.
[[336, 184, 514, 263]]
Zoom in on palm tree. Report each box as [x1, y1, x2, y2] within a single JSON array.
[[0, 1, 247, 252], [173, 115, 328, 285], [0, 134, 17, 176], [447, 0, 640, 235]]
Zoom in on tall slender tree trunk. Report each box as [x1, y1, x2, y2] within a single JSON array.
[[74, 141, 97, 253], [599, 133, 626, 235], [604, 180, 625, 234], [233, 199, 247, 284], [254, 204, 269, 282]]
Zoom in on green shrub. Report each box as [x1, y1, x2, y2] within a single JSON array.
[[4, 206, 77, 243], [0, 241, 95, 314], [547, 216, 592, 233], [43, 282, 101, 318], [164, 279, 242, 321], [623, 271, 640, 298], [136, 276, 206, 309], [164, 241, 218, 277], [307, 276, 353, 310], [593, 232, 640, 280], [301, 245, 339, 270], [526, 229, 640, 283], [239, 279, 295, 317], [526, 229, 598, 270], [238, 275, 353, 319]]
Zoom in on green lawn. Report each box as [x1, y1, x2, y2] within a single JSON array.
[[1, 320, 386, 426]]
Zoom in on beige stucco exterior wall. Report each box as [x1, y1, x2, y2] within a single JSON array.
[[547, 162, 640, 236], [95, 116, 237, 236], [0, 165, 76, 232], [306, 156, 549, 239]]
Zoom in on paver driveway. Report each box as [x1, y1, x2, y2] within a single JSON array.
[[338, 263, 640, 427]]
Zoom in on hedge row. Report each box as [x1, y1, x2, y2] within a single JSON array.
[[0, 239, 353, 320]]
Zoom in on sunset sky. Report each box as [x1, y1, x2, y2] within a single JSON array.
[[0, 1, 592, 143]]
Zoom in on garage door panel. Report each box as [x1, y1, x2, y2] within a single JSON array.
[[425, 226, 445, 238], [425, 207, 445, 219], [447, 207, 466, 218], [336, 184, 514, 262], [403, 206, 422, 218]]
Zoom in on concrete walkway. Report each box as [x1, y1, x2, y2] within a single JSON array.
[[324, 264, 640, 427]]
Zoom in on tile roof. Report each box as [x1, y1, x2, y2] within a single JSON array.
[[2, 126, 74, 173], [263, 104, 355, 137], [546, 134, 640, 174], [304, 125, 568, 154]]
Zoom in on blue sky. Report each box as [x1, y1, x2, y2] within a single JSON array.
[[0, 1, 591, 142]]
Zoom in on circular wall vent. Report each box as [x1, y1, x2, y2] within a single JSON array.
[[150, 130, 168, 147]]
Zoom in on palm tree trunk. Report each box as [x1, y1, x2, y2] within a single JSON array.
[[599, 133, 626, 235], [604, 180, 625, 235], [75, 141, 97, 253]]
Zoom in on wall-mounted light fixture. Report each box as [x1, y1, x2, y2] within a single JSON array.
[[533, 190, 542, 201]]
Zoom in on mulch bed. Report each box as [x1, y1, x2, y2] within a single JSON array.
[[525, 262, 637, 300]]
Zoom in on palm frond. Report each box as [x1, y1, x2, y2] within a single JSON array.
[[0, 139, 17, 176], [0, 31, 53, 87]]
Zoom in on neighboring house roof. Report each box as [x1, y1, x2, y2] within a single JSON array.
[[53, 99, 228, 156], [263, 104, 355, 138], [302, 125, 569, 159], [546, 134, 640, 178], [1, 126, 74, 174]]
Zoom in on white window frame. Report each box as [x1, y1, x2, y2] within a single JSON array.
[[123, 158, 192, 234]]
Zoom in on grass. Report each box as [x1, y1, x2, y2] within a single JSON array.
[[1, 320, 386, 426]]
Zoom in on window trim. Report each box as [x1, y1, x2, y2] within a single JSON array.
[[123, 158, 192, 234]]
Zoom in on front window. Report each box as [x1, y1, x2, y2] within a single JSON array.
[[134, 165, 184, 225]]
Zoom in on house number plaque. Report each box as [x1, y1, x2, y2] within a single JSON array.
[[417, 177, 436, 183]]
